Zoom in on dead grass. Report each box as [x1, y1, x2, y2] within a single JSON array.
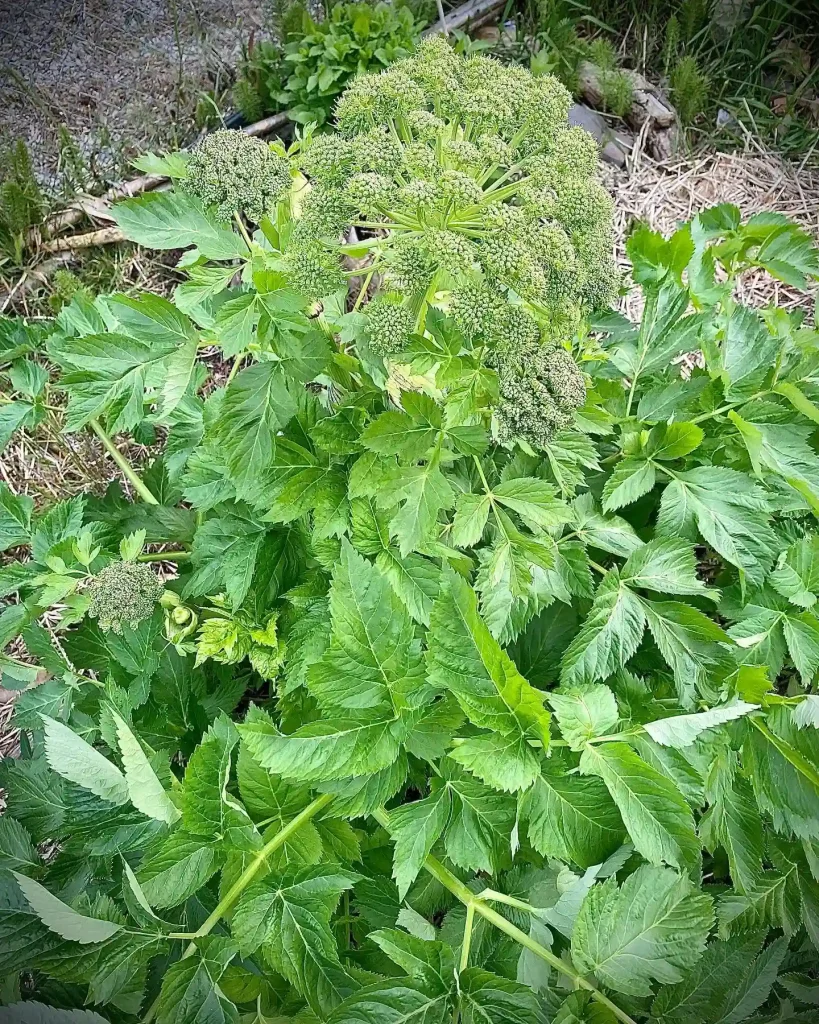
[[603, 135, 819, 324]]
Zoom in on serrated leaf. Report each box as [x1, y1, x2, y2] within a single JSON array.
[[12, 872, 123, 944], [657, 466, 776, 587], [112, 710, 180, 825], [458, 968, 542, 1023], [427, 570, 550, 762], [643, 702, 758, 748], [525, 764, 624, 868], [580, 742, 700, 875], [0, 816, 40, 873], [447, 731, 541, 792], [622, 538, 711, 598], [238, 704, 406, 783], [388, 788, 452, 899], [1, 1005, 110, 1024], [232, 865, 357, 1014], [560, 571, 646, 687], [308, 541, 426, 718], [114, 191, 249, 260], [41, 715, 129, 806], [390, 461, 455, 557], [137, 830, 222, 909], [326, 980, 451, 1024], [549, 684, 619, 750], [571, 865, 713, 997], [156, 936, 239, 1024], [602, 458, 656, 512], [370, 929, 454, 994]]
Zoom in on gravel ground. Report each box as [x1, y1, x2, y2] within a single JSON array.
[[0, 0, 268, 188]]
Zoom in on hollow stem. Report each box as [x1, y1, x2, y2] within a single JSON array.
[[372, 808, 638, 1024], [89, 419, 159, 505], [143, 793, 334, 1022], [137, 551, 191, 563]]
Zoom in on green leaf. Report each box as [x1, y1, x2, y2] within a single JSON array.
[[492, 477, 572, 530], [0, 816, 40, 873], [450, 491, 491, 548], [376, 549, 441, 626], [12, 872, 123, 944], [580, 742, 701, 875], [525, 763, 624, 868], [137, 830, 223, 909], [571, 493, 643, 558], [622, 538, 712, 599], [2, 1006, 110, 1024], [782, 610, 819, 684], [361, 409, 440, 462], [700, 776, 764, 895], [216, 363, 296, 503], [643, 701, 758, 748], [717, 866, 802, 938], [646, 422, 705, 461], [388, 788, 452, 899], [326, 980, 451, 1024], [0, 482, 33, 551], [770, 534, 819, 608], [370, 929, 454, 994], [41, 715, 129, 806], [730, 413, 819, 512], [602, 457, 656, 512], [560, 571, 646, 687], [88, 932, 167, 1009], [0, 400, 37, 452], [657, 466, 776, 587], [641, 599, 730, 707], [719, 304, 777, 400], [443, 768, 515, 874], [571, 865, 714, 997], [458, 968, 542, 1024], [156, 936, 239, 1024], [746, 709, 819, 839], [390, 461, 455, 557], [447, 731, 541, 793], [232, 865, 358, 1014], [238, 704, 406, 783], [427, 570, 550, 771], [308, 541, 426, 718], [112, 710, 180, 825], [650, 934, 765, 1024], [550, 684, 619, 750], [114, 191, 249, 260], [180, 721, 258, 850]]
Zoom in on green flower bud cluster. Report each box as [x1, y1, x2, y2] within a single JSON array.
[[494, 343, 587, 449], [87, 560, 164, 634], [185, 130, 290, 223], [364, 294, 416, 356], [291, 38, 617, 355]]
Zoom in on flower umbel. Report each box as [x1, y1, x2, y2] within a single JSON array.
[[185, 130, 291, 223], [86, 561, 164, 634]]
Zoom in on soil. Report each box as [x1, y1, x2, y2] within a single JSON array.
[[0, 0, 269, 189]]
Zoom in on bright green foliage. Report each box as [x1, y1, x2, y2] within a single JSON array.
[[184, 130, 291, 222], [3, 41, 819, 1024], [280, 2, 426, 125]]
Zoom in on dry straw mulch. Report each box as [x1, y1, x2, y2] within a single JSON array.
[[603, 137, 819, 323]]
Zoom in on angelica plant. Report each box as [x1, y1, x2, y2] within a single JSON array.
[[2, 38, 819, 1024], [294, 38, 618, 365]]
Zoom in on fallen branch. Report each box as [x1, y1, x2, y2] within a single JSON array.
[[40, 226, 126, 253]]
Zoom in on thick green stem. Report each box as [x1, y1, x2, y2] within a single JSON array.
[[143, 793, 333, 1022], [89, 419, 159, 505], [137, 551, 191, 563], [372, 808, 638, 1024]]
